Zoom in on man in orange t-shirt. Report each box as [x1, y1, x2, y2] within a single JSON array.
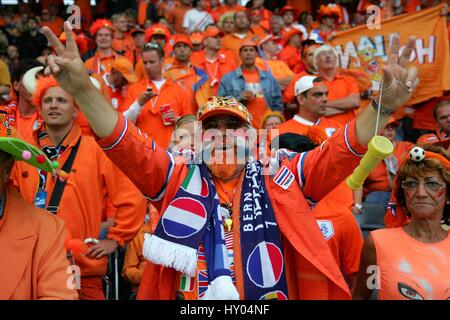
[[190, 26, 237, 96], [99, 57, 138, 112], [123, 44, 191, 149], [221, 10, 258, 65], [163, 35, 213, 114], [85, 20, 121, 78], [218, 40, 282, 128], [112, 12, 135, 55], [278, 28, 304, 74], [417, 99, 450, 148], [255, 34, 294, 90], [313, 45, 360, 126], [168, 0, 192, 34]]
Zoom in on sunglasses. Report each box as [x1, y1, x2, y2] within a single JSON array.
[[202, 118, 246, 131]]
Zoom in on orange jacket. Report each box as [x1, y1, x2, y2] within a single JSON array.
[[124, 78, 191, 148], [0, 186, 78, 300], [163, 62, 212, 114], [85, 51, 122, 77], [97, 115, 369, 299], [190, 51, 237, 96], [11, 123, 147, 277]]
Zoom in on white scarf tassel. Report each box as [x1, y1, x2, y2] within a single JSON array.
[[143, 233, 198, 277], [201, 275, 240, 300]]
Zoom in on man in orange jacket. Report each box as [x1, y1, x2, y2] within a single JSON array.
[[123, 43, 191, 149], [42, 24, 418, 300], [0, 108, 78, 300], [12, 74, 147, 300], [164, 34, 212, 114]]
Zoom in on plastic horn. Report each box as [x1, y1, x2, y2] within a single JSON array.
[[23, 66, 101, 95], [346, 135, 394, 190]]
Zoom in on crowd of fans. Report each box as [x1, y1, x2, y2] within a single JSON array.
[[0, 0, 449, 300]]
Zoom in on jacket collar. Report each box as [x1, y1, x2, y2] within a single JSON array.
[[236, 66, 266, 79]]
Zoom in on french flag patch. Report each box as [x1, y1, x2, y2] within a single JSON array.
[[273, 166, 294, 190]]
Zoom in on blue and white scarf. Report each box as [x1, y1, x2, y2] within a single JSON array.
[[143, 161, 288, 300]]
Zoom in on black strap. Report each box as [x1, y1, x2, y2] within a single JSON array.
[[47, 137, 81, 214]]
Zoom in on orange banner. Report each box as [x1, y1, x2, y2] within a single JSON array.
[[330, 4, 450, 105]]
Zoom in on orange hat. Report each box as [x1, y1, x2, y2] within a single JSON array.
[[239, 39, 258, 52], [279, 5, 299, 20], [197, 96, 252, 125], [89, 19, 115, 37], [190, 32, 203, 45], [283, 28, 304, 45], [173, 34, 193, 48], [131, 27, 145, 37], [59, 31, 88, 56], [202, 26, 224, 40], [258, 34, 280, 48], [317, 4, 341, 22], [144, 24, 170, 43], [111, 57, 138, 84]]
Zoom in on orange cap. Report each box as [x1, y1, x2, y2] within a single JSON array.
[[197, 96, 252, 125], [190, 32, 203, 45], [144, 24, 170, 43], [202, 26, 224, 40], [111, 57, 138, 84], [317, 4, 341, 21], [258, 34, 280, 47], [283, 28, 303, 45], [280, 5, 299, 20], [239, 39, 258, 52], [89, 19, 115, 37], [173, 34, 193, 48]]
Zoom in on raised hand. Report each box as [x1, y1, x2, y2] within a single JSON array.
[[41, 22, 93, 96], [378, 34, 419, 110]]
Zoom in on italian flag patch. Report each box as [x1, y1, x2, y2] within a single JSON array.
[[180, 275, 195, 292]]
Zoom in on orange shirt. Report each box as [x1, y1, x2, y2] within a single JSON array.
[[112, 32, 135, 54], [39, 17, 64, 35], [323, 74, 360, 126], [15, 111, 40, 144], [85, 51, 121, 77], [98, 73, 130, 112], [312, 194, 363, 276], [163, 62, 211, 114], [124, 78, 191, 148], [190, 51, 237, 96], [278, 45, 301, 73], [372, 227, 450, 300], [242, 69, 269, 128], [125, 47, 142, 68], [168, 2, 191, 34], [413, 96, 450, 131], [221, 32, 256, 65], [11, 124, 147, 277], [276, 115, 341, 139], [255, 57, 294, 82]]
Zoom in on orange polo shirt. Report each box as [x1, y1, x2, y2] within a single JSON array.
[[191, 51, 237, 96], [85, 51, 121, 77], [242, 69, 269, 129], [323, 74, 360, 126], [124, 78, 191, 148], [255, 57, 294, 82], [112, 32, 135, 54], [278, 45, 301, 73]]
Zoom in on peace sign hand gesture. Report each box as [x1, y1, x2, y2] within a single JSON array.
[[378, 34, 419, 111], [41, 22, 93, 96]]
